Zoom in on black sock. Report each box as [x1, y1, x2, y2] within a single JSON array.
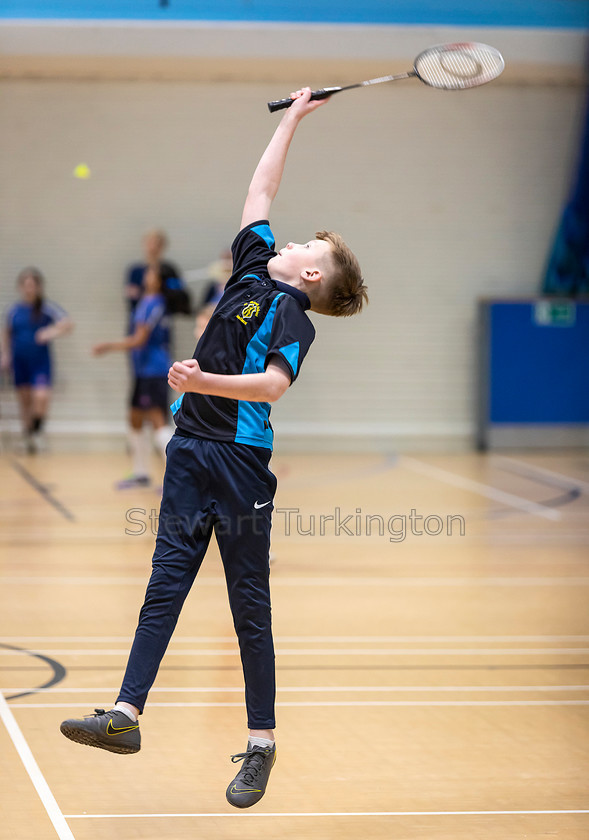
[[31, 416, 44, 434]]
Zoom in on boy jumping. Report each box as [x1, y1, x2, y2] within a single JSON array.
[[60, 88, 368, 808]]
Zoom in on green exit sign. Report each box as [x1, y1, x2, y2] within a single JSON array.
[[534, 300, 576, 326]]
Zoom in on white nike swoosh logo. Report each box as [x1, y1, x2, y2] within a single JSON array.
[[253, 500, 272, 509]]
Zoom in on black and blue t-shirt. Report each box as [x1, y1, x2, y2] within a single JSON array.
[[172, 221, 316, 450]]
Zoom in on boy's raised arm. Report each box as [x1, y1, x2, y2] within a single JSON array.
[[240, 87, 329, 231]]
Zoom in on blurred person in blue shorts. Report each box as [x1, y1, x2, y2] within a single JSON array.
[[1, 267, 73, 453]]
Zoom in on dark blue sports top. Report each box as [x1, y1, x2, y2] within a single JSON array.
[[172, 221, 316, 450], [6, 300, 68, 360], [131, 293, 171, 378]]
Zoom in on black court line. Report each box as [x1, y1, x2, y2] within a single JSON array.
[[0, 643, 67, 701], [489, 461, 583, 519], [9, 458, 76, 522], [498, 460, 584, 502], [489, 488, 581, 518], [540, 489, 582, 508]]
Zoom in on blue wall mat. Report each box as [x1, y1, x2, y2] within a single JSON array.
[[489, 301, 589, 424]]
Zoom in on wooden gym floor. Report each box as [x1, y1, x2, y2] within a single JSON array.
[[0, 447, 588, 839]]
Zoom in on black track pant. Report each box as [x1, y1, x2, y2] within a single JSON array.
[[117, 433, 277, 729]]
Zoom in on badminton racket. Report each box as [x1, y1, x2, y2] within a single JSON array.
[[267, 42, 505, 112]]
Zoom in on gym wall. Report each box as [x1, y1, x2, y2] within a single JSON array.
[[0, 10, 587, 450]]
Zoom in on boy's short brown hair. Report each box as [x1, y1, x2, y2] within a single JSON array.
[[315, 231, 368, 317]]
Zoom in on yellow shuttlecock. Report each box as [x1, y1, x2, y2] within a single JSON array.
[[73, 163, 91, 179]]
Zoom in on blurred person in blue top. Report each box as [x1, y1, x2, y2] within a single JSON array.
[[125, 229, 191, 324], [1, 267, 73, 453], [93, 265, 174, 488]]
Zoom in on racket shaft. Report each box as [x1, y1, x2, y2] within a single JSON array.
[[361, 71, 415, 85], [267, 73, 415, 112]]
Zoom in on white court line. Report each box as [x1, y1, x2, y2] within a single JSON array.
[[1, 576, 588, 586], [2, 647, 588, 656], [10, 700, 589, 708], [402, 456, 562, 521], [64, 809, 589, 818], [0, 691, 75, 840], [3, 634, 589, 643], [5, 685, 588, 694]]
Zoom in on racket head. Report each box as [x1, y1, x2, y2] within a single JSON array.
[[413, 42, 505, 90]]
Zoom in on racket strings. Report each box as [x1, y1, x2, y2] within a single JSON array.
[[415, 44, 504, 90]]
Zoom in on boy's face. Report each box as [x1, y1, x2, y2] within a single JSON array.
[[268, 239, 332, 281]]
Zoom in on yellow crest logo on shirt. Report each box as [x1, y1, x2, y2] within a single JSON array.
[[237, 301, 260, 325]]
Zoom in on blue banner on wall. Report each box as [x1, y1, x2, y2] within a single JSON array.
[[2, 0, 589, 26], [542, 93, 589, 296]]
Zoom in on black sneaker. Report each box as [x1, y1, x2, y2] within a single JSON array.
[[60, 708, 141, 755], [226, 742, 276, 808]]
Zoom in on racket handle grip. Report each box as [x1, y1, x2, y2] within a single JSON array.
[[267, 88, 336, 113]]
